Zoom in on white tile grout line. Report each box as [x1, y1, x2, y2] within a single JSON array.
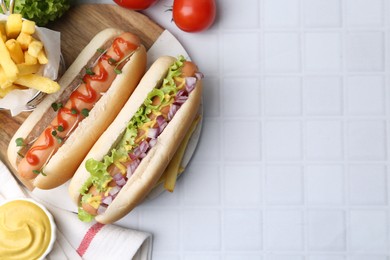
[[217, 4, 224, 257], [298, 0, 309, 255], [259, 0, 267, 255], [384, 0, 390, 257], [340, 0, 351, 255]]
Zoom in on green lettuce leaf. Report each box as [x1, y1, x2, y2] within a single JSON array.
[[4, 0, 71, 26], [78, 207, 94, 222], [82, 148, 128, 194]]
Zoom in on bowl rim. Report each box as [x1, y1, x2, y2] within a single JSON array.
[[0, 198, 57, 260]]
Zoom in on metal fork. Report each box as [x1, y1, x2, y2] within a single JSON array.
[[0, 0, 14, 14], [25, 55, 67, 110]]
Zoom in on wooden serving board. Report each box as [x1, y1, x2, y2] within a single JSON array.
[[0, 4, 164, 187]]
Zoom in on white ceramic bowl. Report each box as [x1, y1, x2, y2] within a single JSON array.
[[0, 198, 56, 260]]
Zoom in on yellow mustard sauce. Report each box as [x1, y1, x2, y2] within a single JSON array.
[[0, 200, 52, 260]]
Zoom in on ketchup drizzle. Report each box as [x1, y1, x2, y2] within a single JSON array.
[[70, 61, 106, 104], [26, 128, 54, 166], [112, 37, 138, 58]]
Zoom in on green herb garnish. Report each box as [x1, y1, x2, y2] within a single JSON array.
[[55, 136, 64, 144], [97, 48, 105, 54], [81, 108, 90, 117], [108, 58, 117, 65], [15, 137, 25, 147], [32, 170, 46, 176], [85, 67, 95, 75], [79, 76, 86, 83], [113, 50, 136, 75], [17, 151, 24, 158], [51, 102, 63, 112]]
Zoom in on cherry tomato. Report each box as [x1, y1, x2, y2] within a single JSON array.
[[113, 0, 159, 10], [173, 0, 216, 32]]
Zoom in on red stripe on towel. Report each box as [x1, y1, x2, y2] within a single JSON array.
[[77, 222, 105, 256]]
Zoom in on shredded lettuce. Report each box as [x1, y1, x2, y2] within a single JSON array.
[[78, 207, 94, 222], [144, 88, 165, 109], [118, 126, 138, 152], [4, 0, 71, 26], [81, 148, 127, 194]]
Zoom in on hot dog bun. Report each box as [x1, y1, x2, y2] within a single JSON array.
[[7, 28, 147, 189], [68, 56, 202, 224]]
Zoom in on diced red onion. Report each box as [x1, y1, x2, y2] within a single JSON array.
[[159, 121, 168, 133], [113, 173, 123, 181], [186, 84, 195, 93], [195, 72, 204, 80], [139, 152, 147, 159], [156, 115, 166, 127], [185, 77, 196, 93], [139, 140, 149, 153], [149, 138, 157, 147], [133, 147, 141, 157], [97, 205, 107, 215], [127, 159, 140, 178], [102, 195, 113, 205], [147, 128, 159, 139], [176, 89, 186, 97], [129, 153, 137, 160], [185, 76, 196, 87], [168, 104, 179, 121], [109, 186, 120, 196], [174, 95, 188, 105], [116, 178, 126, 187]]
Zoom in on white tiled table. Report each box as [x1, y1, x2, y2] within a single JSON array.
[[79, 0, 390, 259]]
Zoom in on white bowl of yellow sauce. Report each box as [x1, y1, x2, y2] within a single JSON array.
[[0, 198, 56, 260]]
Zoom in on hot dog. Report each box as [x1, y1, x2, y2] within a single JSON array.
[[68, 55, 203, 224], [7, 28, 147, 189]]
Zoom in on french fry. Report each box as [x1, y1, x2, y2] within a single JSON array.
[[0, 66, 5, 81], [16, 32, 32, 50], [0, 37, 18, 82], [17, 63, 41, 75], [0, 24, 6, 42], [6, 14, 22, 39], [5, 39, 24, 64], [0, 33, 5, 43], [37, 50, 48, 64], [162, 115, 201, 192], [21, 20, 36, 35], [24, 51, 38, 65], [14, 74, 60, 94], [0, 84, 21, 98], [27, 40, 43, 58], [0, 66, 13, 89]]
